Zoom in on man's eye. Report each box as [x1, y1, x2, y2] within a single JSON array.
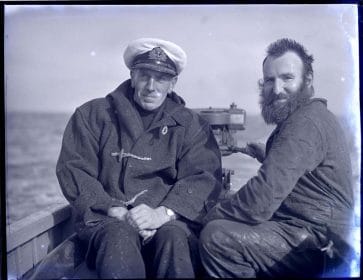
[[156, 76, 171, 82], [282, 76, 294, 81]]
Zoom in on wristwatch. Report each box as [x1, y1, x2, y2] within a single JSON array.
[[165, 207, 176, 221]]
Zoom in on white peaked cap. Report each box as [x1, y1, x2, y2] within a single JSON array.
[[123, 38, 187, 75]]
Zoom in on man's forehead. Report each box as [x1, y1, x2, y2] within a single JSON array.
[[263, 51, 304, 76], [136, 68, 174, 78]]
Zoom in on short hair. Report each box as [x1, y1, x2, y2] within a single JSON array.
[[263, 38, 314, 78]]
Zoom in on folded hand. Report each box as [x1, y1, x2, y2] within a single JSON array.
[[126, 204, 169, 231], [107, 206, 128, 220], [139, 229, 157, 243]]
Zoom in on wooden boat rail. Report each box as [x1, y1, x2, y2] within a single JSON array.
[[6, 201, 359, 279], [7, 203, 74, 279], [5, 170, 234, 279]]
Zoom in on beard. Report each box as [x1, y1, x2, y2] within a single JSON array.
[[259, 81, 314, 125]]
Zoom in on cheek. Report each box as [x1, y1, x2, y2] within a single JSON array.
[[133, 81, 145, 92], [262, 85, 273, 98], [134, 87, 144, 100], [157, 92, 168, 103], [288, 81, 300, 91], [156, 83, 171, 93], [286, 77, 304, 92], [259, 87, 273, 105]]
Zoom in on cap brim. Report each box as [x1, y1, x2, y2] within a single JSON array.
[[132, 63, 177, 76]]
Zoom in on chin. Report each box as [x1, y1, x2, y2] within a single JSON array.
[[142, 103, 158, 111]]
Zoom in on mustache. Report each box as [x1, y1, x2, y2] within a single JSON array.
[[264, 93, 288, 105], [259, 89, 289, 107], [141, 90, 162, 97]]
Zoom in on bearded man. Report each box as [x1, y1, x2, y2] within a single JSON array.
[[56, 38, 222, 278], [199, 38, 354, 278]]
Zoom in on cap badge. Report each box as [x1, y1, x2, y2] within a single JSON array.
[[149, 47, 168, 62]]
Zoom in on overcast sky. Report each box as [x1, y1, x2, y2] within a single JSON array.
[[4, 4, 359, 117]]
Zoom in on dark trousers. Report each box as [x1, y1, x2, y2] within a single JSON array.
[[199, 219, 326, 278], [85, 220, 200, 279]]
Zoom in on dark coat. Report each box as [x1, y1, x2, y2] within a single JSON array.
[[56, 80, 223, 238], [203, 99, 354, 253]]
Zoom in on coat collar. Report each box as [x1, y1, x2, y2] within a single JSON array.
[[304, 97, 327, 107], [274, 97, 327, 129], [266, 98, 327, 155], [107, 80, 187, 140]]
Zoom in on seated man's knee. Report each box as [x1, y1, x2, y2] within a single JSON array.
[[199, 220, 233, 254], [93, 220, 139, 249], [153, 224, 188, 246], [85, 220, 145, 277]]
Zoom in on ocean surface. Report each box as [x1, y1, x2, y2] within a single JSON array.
[[4, 111, 360, 226], [5, 112, 70, 225]]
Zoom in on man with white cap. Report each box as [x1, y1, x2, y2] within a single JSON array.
[[56, 38, 222, 278]]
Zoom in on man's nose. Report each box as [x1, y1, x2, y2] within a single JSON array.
[[146, 77, 155, 91], [272, 79, 284, 95]]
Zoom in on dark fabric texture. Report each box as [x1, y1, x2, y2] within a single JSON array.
[[86, 220, 200, 278], [202, 98, 354, 275], [199, 219, 326, 278], [56, 80, 222, 277], [56, 79, 223, 240]]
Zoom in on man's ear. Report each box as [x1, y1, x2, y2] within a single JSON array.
[[130, 70, 135, 88], [168, 76, 178, 93], [305, 73, 313, 88]]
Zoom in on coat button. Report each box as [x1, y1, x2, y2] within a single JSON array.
[[161, 126, 168, 135], [187, 188, 193, 194]]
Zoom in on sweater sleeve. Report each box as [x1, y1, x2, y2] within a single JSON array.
[[56, 108, 124, 226], [160, 118, 223, 224], [203, 116, 326, 225]]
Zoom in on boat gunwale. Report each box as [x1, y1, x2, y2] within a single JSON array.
[[6, 202, 71, 252]]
